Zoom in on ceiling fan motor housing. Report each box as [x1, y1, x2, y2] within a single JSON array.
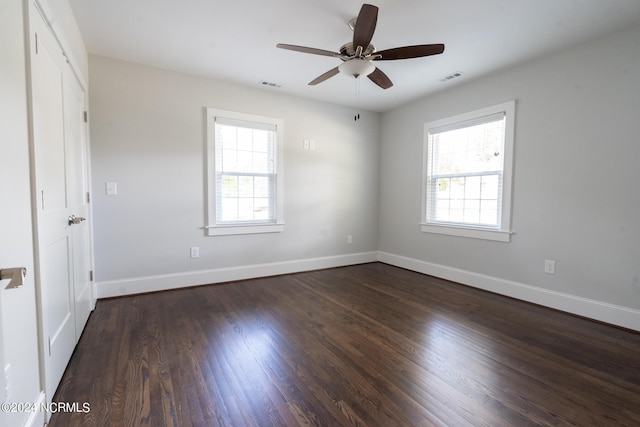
[[339, 42, 376, 58]]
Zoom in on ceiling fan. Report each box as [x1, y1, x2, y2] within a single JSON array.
[[276, 3, 445, 89]]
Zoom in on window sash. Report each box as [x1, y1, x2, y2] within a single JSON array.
[[426, 172, 503, 228], [215, 172, 276, 225]]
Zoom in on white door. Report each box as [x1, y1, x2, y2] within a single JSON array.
[[64, 70, 93, 337], [29, 5, 92, 401]]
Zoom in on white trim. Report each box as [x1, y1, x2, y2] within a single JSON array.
[[420, 223, 512, 242], [23, 390, 46, 427], [96, 252, 378, 298], [377, 252, 640, 332], [206, 223, 285, 236]]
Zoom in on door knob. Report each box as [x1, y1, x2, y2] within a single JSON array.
[[68, 215, 86, 225]]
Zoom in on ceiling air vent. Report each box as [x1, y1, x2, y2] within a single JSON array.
[[259, 80, 282, 88], [440, 71, 464, 82]]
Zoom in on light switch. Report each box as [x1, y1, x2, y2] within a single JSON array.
[[105, 182, 118, 196]]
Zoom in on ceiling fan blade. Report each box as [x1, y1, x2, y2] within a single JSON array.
[[277, 43, 341, 58], [309, 67, 340, 85], [353, 4, 378, 50], [368, 67, 393, 89], [374, 44, 445, 61]]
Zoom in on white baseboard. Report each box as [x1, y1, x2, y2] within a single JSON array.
[[96, 251, 378, 299], [23, 390, 46, 427], [377, 251, 640, 332], [95, 250, 639, 332]]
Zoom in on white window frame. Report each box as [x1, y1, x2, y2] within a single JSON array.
[[206, 108, 284, 236], [421, 101, 516, 242]]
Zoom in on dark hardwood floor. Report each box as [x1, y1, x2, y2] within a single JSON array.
[[49, 263, 640, 426]]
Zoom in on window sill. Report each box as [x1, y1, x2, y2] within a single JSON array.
[[207, 223, 285, 236], [420, 223, 512, 242]]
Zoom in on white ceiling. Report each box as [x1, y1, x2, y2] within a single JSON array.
[[68, 0, 640, 112]]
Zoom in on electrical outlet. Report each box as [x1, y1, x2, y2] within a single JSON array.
[[190, 247, 199, 259], [347, 235, 353, 244], [544, 260, 556, 275]]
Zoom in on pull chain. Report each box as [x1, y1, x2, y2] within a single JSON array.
[[353, 77, 360, 122]]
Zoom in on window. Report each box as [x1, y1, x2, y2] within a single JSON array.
[[421, 101, 515, 242], [206, 108, 284, 236]]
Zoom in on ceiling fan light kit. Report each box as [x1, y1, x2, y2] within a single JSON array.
[[339, 58, 376, 78], [276, 3, 445, 90]]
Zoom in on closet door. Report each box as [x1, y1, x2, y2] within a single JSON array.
[[29, 4, 92, 401], [64, 68, 92, 338]]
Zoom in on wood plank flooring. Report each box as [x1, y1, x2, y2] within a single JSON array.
[[49, 263, 640, 426]]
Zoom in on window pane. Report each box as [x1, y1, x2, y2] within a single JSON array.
[[236, 128, 253, 151], [236, 150, 253, 173], [220, 198, 238, 221], [221, 175, 237, 197], [450, 200, 464, 222], [222, 149, 237, 171], [436, 177, 450, 198], [253, 152, 269, 173], [481, 175, 499, 199], [254, 198, 270, 220], [480, 200, 498, 225], [435, 199, 449, 221], [220, 126, 237, 150], [254, 176, 270, 197], [450, 178, 465, 199], [238, 176, 254, 197], [464, 176, 481, 199], [253, 130, 269, 152]]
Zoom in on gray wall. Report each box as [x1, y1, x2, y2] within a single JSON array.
[[89, 56, 381, 283], [378, 23, 640, 312]]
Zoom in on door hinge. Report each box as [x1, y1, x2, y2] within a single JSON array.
[[35, 33, 38, 54], [89, 270, 94, 281], [83, 111, 88, 123], [86, 192, 91, 203]]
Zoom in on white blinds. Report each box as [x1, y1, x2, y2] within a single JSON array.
[[428, 112, 505, 136]]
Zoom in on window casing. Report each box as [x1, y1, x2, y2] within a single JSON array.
[[206, 108, 284, 236], [421, 101, 515, 242]]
